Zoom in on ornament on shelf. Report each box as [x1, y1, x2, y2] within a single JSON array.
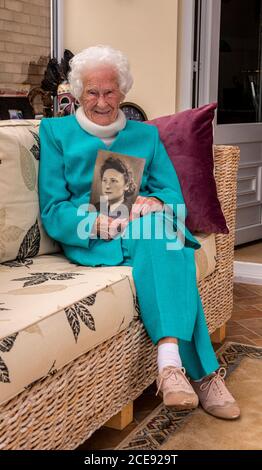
[[57, 82, 79, 116], [41, 49, 78, 116]]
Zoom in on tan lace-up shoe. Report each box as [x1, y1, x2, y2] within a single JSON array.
[[191, 367, 240, 420], [156, 366, 199, 410]]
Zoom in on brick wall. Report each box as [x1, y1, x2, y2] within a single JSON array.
[[0, 0, 50, 91]]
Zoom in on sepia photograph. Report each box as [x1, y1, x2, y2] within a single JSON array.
[[90, 149, 145, 219]]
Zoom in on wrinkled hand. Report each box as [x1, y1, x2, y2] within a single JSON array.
[[95, 214, 129, 240], [129, 196, 163, 221]]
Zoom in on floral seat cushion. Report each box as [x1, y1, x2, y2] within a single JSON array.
[[0, 231, 216, 406], [0, 254, 136, 406]]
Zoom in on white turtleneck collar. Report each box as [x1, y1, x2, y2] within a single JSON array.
[[75, 106, 127, 145]]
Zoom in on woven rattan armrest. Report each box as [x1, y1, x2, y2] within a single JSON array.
[[198, 145, 240, 334]]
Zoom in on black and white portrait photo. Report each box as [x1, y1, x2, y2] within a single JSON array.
[[90, 150, 145, 220]]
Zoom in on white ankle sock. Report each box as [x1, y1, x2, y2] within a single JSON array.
[[157, 343, 182, 373]]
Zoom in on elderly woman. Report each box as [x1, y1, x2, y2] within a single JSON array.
[[39, 45, 240, 419]]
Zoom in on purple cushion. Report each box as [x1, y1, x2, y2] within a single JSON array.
[[147, 103, 228, 234]]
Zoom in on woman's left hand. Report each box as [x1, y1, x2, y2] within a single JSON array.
[[129, 196, 163, 221]]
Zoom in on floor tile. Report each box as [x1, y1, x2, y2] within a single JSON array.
[[250, 338, 262, 346], [244, 285, 262, 296], [225, 335, 257, 345], [237, 318, 262, 337], [233, 284, 258, 298], [227, 321, 261, 340], [234, 241, 262, 263], [232, 295, 262, 307], [253, 304, 262, 312], [231, 309, 262, 321], [232, 303, 262, 319]]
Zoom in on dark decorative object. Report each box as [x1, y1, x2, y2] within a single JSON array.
[[28, 87, 53, 118], [60, 49, 74, 83], [40, 49, 77, 117], [41, 57, 65, 96], [26, 50, 75, 118]]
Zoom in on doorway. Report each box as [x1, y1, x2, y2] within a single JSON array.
[[190, 0, 262, 246]]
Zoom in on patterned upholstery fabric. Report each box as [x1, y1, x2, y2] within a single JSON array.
[[0, 233, 216, 406], [0, 255, 136, 405], [0, 120, 59, 264]]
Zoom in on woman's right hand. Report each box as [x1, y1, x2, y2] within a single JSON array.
[[95, 214, 129, 240]]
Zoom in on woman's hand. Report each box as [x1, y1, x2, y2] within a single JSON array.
[[95, 214, 129, 240], [129, 196, 163, 221]]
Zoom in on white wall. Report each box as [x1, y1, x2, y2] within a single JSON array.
[[63, 0, 178, 119]]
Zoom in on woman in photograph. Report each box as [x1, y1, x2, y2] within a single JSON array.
[[95, 155, 136, 219], [39, 45, 240, 419]]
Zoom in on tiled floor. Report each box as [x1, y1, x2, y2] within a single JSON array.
[[77, 282, 262, 450], [234, 240, 262, 263], [227, 283, 262, 347]]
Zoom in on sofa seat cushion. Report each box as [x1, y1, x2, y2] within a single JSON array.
[[0, 254, 135, 406], [0, 232, 215, 406]]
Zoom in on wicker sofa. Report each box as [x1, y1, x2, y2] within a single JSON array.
[[0, 119, 239, 450]]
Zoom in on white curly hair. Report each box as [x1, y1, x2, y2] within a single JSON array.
[[68, 45, 133, 100]]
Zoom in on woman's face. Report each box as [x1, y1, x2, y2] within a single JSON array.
[[80, 66, 124, 126], [101, 169, 129, 204]]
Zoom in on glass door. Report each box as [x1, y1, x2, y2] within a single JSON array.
[[217, 0, 262, 125], [195, 0, 262, 245]]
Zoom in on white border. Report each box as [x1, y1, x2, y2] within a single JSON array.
[[198, 0, 221, 106], [176, 0, 195, 111], [234, 261, 262, 285]]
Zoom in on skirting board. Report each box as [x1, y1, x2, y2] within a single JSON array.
[[234, 261, 262, 285]]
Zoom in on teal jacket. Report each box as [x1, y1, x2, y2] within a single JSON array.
[[39, 115, 200, 266]]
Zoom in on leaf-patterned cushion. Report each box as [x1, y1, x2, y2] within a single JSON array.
[[0, 254, 136, 405], [0, 120, 59, 264], [0, 232, 216, 405]]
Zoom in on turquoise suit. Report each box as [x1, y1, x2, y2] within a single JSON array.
[[39, 115, 219, 380]]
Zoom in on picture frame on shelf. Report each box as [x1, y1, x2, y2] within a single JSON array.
[[8, 109, 24, 119], [0, 93, 35, 120]]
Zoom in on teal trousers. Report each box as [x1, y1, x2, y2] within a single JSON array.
[[119, 212, 219, 380]]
